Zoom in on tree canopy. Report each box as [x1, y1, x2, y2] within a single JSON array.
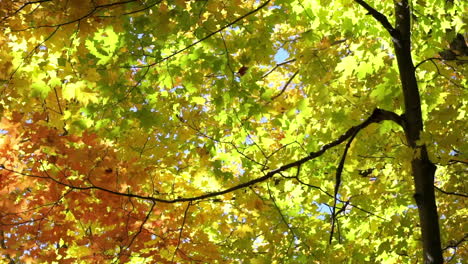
[[0, 0, 466, 263]]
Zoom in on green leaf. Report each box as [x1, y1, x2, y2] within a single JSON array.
[[31, 80, 50, 99]]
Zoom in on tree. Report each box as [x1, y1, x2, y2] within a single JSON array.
[[0, 0, 466, 263]]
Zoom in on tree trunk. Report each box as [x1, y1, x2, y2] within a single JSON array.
[[393, 1, 443, 263]]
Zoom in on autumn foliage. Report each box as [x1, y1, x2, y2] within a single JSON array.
[[0, 0, 467, 263]]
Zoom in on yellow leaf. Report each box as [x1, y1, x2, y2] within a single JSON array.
[[236, 224, 253, 238]]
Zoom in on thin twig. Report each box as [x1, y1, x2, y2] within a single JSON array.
[[0, 0, 52, 23], [261, 59, 296, 79], [172, 202, 191, 263], [134, 0, 272, 69], [8, 25, 60, 79], [10, 0, 138, 31], [270, 70, 299, 101], [264, 184, 302, 260]]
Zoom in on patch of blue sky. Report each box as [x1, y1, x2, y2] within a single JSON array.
[[245, 136, 254, 145], [274, 48, 289, 62], [316, 202, 331, 220]]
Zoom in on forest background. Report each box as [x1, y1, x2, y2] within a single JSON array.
[[0, 0, 466, 263]]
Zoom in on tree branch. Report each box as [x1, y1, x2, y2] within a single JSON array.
[[1, 108, 404, 204], [330, 131, 358, 244], [443, 233, 467, 262], [262, 59, 296, 79], [354, 0, 399, 39], [434, 185, 468, 198], [443, 233, 467, 251]]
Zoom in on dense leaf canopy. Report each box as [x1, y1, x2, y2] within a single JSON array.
[[0, 0, 466, 263]]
